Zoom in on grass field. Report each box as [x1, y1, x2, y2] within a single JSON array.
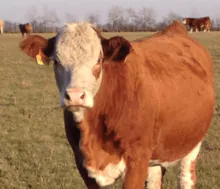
[[0, 31, 220, 189]]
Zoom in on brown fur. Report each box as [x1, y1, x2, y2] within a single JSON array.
[[19, 22, 215, 189], [78, 21, 214, 188], [183, 17, 211, 32], [0, 19, 3, 34], [19, 35, 56, 64], [64, 110, 101, 189], [101, 36, 133, 61], [19, 23, 33, 37]]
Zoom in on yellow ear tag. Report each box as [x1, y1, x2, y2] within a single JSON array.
[[36, 54, 44, 65]]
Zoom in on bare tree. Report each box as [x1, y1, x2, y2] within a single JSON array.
[[25, 5, 40, 32], [65, 13, 77, 23], [25, 5, 60, 33], [3, 21, 19, 33], [163, 12, 183, 26], [124, 8, 137, 31], [108, 6, 124, 31], [86, 13, 100, 26], [137, 7, 156, 31], [41, 5, 60, 32], [214, 16, 220, 30]]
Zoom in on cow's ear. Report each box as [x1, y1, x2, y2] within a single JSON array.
[[19, 35, 56, 65], [101, 36, 132, 62]]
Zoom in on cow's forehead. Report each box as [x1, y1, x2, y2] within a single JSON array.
[[54, 22, 102, 67]]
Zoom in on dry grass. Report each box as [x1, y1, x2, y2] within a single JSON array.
[[0, 32, 220, 189]]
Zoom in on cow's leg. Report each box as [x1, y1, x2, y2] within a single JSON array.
[[64, 110, 101, 189], [123, 163, 148, 189], [178, 142, 202, 189], [122, 152, 151, 189], [145, 166, 166, 189], [190, 28, 193, 33]]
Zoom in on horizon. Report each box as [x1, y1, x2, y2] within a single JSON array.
[[0, 0, 220, 25]]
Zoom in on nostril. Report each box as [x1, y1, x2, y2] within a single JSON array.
[[80, 92, 85, 100], [64, 91, 71, 101]]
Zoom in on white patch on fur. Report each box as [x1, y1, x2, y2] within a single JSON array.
[[55, 22, 102, 68], [182, 19, 186, 24], [86, 159, 126, 187], [178, 142, 201, 189], [147, 166, 162, 189], [53, 22, 103, 111], [73, 111, 84, 122], [82, 90, 94, 107], [149, 159, 180, 168]]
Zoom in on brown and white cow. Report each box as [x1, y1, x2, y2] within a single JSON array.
[[0, 19, 4, 34], [182, 17, 211, 32], [19, 23, 32, 37], [19, 21, 215, 189]]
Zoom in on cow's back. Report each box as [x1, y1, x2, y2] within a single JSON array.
[[131, 21, 214, 162]]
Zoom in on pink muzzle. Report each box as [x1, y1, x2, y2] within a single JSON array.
[[64, 88, 94, 109]]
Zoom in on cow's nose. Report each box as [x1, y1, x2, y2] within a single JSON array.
[[64, 91, 71, 101], [64, 88, 86, 106]]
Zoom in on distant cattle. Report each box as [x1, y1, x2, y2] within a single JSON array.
[[19, 23, 32, 37], [19, 21, 214, 189], [0, 19, 4, 34], [182, 17, 211, 32]]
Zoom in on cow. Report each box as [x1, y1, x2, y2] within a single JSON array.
[[0, 19, 4, 34], [19, 21, 214, 189], [182, 17, 211, 33], [19, 23, 32, 37]]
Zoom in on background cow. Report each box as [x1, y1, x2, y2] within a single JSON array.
[[19, 23, 32, 37], [19, 21, 214, 189], [182, 16, 211, 32], [0, 19, 4, 34]]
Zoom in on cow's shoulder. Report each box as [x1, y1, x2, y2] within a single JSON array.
[[156, 21, 188, 37]]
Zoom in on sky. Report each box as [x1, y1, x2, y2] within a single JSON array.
[[0, 0, 220, 25]]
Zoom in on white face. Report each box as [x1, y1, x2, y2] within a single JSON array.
[[52, 23, 103, 121], [182, 19, 187, 24]]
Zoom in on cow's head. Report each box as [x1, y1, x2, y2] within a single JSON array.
[[19, 22, 132, 121], [182, 18, 187, 24]]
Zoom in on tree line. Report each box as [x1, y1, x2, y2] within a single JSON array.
[[3, 6, 220, 33]]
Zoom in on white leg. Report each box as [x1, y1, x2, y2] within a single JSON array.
[[0, 27, 3, 34], [145, 166, 163, 189], [178, 142, 202, 189], [190, 28, 193, 33]]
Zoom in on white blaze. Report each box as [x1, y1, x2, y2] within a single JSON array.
[[86, 159, 126, 187]]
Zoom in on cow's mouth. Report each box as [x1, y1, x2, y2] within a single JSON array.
[[65, 105, 85, 112], [64, 105, 85, 122]]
